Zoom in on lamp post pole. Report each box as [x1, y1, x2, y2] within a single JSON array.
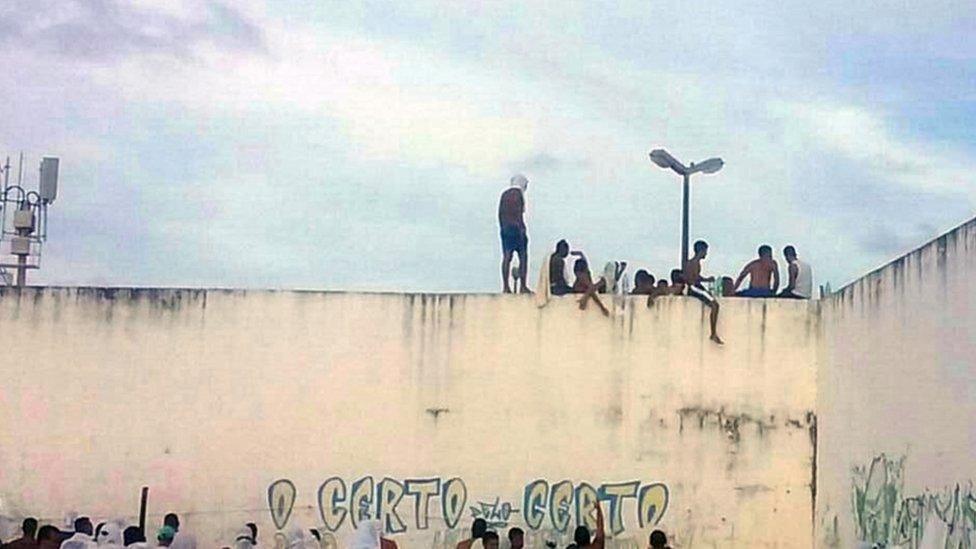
[[649, 149, 723, 269], [681, 172, 690, 268]]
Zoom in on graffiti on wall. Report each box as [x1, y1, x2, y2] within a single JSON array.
[[269, 477, 669, 537], [851, 454, 976, 548]]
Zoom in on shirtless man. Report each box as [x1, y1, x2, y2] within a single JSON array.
[[684, 240, 723, 344], [572, 253, 610, 316], [733, 245, 780, 297], [548, 240, 573, 296], [632, 270, 656, 295]]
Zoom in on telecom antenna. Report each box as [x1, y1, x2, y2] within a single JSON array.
[[0, 153, 60, 287]]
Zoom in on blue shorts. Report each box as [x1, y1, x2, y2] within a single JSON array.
[[736, 287, 775, 298], [500, 225, 527, 254]]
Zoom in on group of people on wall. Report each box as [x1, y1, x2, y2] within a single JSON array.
[[498, 174, 814, 345]]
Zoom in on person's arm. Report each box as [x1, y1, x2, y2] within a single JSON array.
[[772, 261, 781, 293], [733, 262, 751, 290], [615, 262, 627, 281], [593, 503, 605, 546], [785, 262, 798, 292], [517, 190, 526, 228]]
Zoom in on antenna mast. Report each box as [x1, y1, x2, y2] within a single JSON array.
[[0, 153, 60, 287]]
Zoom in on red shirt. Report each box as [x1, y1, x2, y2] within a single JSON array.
[[498, 188, 525, 228]]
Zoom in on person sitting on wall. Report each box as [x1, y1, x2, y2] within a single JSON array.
[[456, 519, 487, 549], [733, 245, 780, 297], [571, 253, 610, 316], [572, 503, 606, 549], [508, 528, 524, 549], [779, 245, 813, 299], [646, 268, 685, 307], [648, 529, 671, 549], [685, 240, 723, 345], [632, 270, 656, 295], [720, 276, 735, 297], [548, 241, 574, 296]]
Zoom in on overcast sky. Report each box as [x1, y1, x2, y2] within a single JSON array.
[[2, 0, 974, 292]]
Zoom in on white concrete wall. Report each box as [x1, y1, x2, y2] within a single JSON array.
[[817, 218, 976, 548], [0, 289, 819, 548]]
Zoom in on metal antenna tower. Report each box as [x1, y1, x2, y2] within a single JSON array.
[[0, 153, 60, 287]]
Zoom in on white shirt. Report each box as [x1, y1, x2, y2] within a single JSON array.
[[792, 259, 813, 298]]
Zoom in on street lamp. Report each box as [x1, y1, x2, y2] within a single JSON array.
[[648, 148, 723, 267]]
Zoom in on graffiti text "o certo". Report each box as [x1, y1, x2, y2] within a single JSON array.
[[522, 480, 670, 535]]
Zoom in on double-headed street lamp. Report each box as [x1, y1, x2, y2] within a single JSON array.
[[648, 149, 724, 267]]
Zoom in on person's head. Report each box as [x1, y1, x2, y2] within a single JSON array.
[[511, 174, 529, 193], [758, 245, 772, 259], [574, 257, 588, 274], [721, 276, 735, 297], [157, 526, 176, 546], [471, 518, 488, 539], [94, 522, 106, 540], [670, 269, 684, 284], [246, 523, 257, 541], [693, 240, 708, 258], [649, 529, 668, 549], [784, 245, 797, 261], [37, 525, 60, 543], [482, 531, 500, 549], [508, 527, 524, 549], [573, 525, 590, 546], [123, 526, 145, 546], [74, 517, 93, 536], [634, 270, 653, 288], [555, 240, 569, 257], [22, 518, 38, 538], [657, 279, 669, 289], [163, 513, 180, 531]]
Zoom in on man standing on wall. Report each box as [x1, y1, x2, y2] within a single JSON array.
[[685, 240, 724, 344], [779, 245, 813, 299], [499, 174, 529, 293]]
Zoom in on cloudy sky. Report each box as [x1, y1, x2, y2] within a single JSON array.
[[1, 0, 974, 292]]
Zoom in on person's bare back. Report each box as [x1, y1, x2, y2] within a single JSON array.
[[734, 245, 780, 296], [742, 258, 777, 289]]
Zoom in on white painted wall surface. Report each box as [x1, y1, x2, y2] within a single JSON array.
[[0, 290, 818, 548], [817, 218, 976, 548]]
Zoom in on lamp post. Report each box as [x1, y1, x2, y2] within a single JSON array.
[[648, 149, 724, 267]]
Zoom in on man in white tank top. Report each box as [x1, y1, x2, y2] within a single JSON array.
[[780, 245, 813, 299]]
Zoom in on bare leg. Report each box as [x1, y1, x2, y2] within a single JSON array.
[[709, 302, 723, 344], [516, 249, 530, 293], [578, 284, 609, 316], [501, 251, 513, 293]]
